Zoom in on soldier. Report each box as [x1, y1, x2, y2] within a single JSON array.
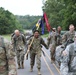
[[56, 26, 62, 46], [60, 33, 76, 75], [28, 30, 48, 75], [62, 24, 75, 44], [47, 28, 57, 63], [55, 24, 75, 67], [0, 36, 17, 75], [12, 30, 26, 69]]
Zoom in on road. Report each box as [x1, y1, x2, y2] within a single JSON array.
[[17, 47, 60, 75], [4, 37, 60, 75]]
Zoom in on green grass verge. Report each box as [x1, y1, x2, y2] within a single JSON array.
[[2, 33, 49, 42], [42, 34, 49, 37], [2, 34, 11, 41]]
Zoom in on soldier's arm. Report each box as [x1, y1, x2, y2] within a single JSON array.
[[22, 34, 27, 45], [63, 45, 69, 56], [27, 38, 33, 50], [11, 36, 16, 51], [62, 32, 67, 44], [40, 38, 48, 49], [47, 35, 51, 47]]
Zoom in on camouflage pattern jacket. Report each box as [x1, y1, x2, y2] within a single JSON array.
[[28, 36, 48, 53], [47, 31, 57, 47], [0, 36, 17, 75], [12, 34, 26, 51], [62, 31, 75, 44]]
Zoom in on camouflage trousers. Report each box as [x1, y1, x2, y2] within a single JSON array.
[[0, 58, 17, 75], [0, 68, 8, 75], [16, 50, 24, 64], [30, 51, 41, 69], [49, 44, 56, 61], [60, 63, 76, 75], [8, 58, 17, 75]]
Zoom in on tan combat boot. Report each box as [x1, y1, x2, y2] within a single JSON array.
[[38, 69, 41, 75], [30, 65, 33, 72], [18, 63, 21, 69], [22, 62, 24, 69]]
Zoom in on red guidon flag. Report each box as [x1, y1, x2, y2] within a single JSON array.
[[43, 12, 51, 32]]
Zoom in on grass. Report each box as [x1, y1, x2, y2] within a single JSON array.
[[42, 34, 49, 37], [2, 33, 49, 41], [2, 34, 11, 41]]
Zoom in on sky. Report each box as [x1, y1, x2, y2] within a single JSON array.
[[0, 0, 44, 16]]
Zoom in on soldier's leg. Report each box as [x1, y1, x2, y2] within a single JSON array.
[[0, 67, 8, 75], [30, 53, 36, 72], [51, 49, 55, 63], [20, 51, 25, 69], [51, 45, 56, 63], [36, 52, 41, 75], [16, 51, 21, 69], [8, 58, 17, 75], [60, 63, 69, 75], [21, 57, 24, 69]]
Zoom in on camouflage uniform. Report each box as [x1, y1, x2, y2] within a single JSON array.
[[55, 31, 75, 67], [28, 36, 48, 70], [0, 36, 17, 75], [62, 31, 75, 44], [12, 34, 26, 69], [47, 31, 57, 62], [60, 43, 76, 75], [56, 31, 62, 46]]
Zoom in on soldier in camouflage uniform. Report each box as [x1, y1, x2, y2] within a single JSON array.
[[55, 24, 75, 67], [47, 28, 57, 63], [55, 26, 62, 66], [60, 33, 76, 75], [28, 30, 48, 75], [12, 30, 26, 69], [56, 26, 62, 46], [62, 24, 75, 44], [0, 36, 17, 75]]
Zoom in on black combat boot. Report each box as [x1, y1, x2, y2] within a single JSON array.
[[18, 63, 21, 69]]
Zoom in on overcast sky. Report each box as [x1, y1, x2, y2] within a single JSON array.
[[0, 0, 44, 16]]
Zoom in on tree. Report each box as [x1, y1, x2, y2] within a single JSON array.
[[15, 15, 41, 29], [43, 0, 76, 30], [0, 7, 22, 34]]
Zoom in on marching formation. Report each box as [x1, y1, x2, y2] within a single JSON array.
[[0, 24, 76, 75]]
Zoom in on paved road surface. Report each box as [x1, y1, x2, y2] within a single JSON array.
[[4, 37, 60, 75], [17, 47, 60, 75]]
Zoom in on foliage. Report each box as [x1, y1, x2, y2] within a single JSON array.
[[15, 15, 41, 29], [43, 0, 76, 30], [2, 34, 11, 41], [0, 7, 23, 34]]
